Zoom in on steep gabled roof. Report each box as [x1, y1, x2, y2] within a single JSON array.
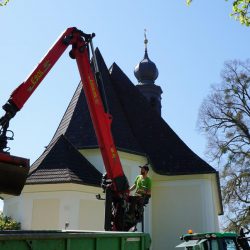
[[109, 63, 216, 175], [29, 48, 216, 183], [48, 82, 98, 149], [27, 135, 102, 186], [47, 48, 144, 154]]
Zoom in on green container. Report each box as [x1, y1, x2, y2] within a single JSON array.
[[0, 230, 151, 250]]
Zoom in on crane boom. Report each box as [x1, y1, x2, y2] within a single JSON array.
[[0, 27, 129, 194], [0, 27, 139, 231]]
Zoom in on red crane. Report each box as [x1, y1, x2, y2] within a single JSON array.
[[0, 27, 136, 231]]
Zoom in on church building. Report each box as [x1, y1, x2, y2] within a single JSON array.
[[3, 35, 222, 250]]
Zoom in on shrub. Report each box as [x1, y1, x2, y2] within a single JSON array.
[[0, 212, 21, 230]]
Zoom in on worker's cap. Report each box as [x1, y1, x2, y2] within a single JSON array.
[[139, 165, 149, 171]]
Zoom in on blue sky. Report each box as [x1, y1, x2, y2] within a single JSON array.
[[0, 1, 250, 210]]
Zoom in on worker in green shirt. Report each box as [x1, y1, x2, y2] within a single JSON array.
[[130, 165, 152, 198], [128, 165, 152, 223]]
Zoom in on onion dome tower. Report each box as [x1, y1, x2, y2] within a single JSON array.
[[134, 29, 162, 115]]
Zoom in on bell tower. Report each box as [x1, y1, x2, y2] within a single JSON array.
[[134, 30, 162, 115]]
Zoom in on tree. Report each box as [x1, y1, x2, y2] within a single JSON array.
[[197, 60, 250, 233], [0, 212, 21, 230], [186, 0, 250, 26]]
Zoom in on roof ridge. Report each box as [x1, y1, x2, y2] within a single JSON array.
[[29, 135, 62, 175], [109, 62, 216, 175], [26, 135, 102, 186]]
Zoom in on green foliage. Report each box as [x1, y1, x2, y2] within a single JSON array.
[[0, 0, 10, 6], [0, 212, 21, 230], [186, 0, 250, 26], [231, 0, 250, 26]]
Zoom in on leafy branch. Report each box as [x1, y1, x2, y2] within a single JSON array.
[[186, 0, 250, 26]]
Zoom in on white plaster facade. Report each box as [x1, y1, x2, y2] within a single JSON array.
[[3, 149, 221, 250], [4, 183, 105, 230], [151, 173, 220, 249]]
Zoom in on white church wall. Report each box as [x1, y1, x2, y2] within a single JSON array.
[[3, 149, 149, 231], [3, 196, 20, 221], [32, 199, 60, 229], [3, 149, 221, 250], [80, 148, 148, 185], [4, 183, 104, 230], [79, 199, 105, 230], [151, 176, 219, 250], [79, 148, 105, 173]]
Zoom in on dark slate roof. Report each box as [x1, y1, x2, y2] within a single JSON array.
[[109, 63, 216, 175], [29, 47, 216, 183], [27, 135, 102, 186], [48, 48, 144, 154], [48, 82, 98, 148]]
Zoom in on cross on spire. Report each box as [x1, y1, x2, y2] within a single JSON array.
[[144, 28, 148, 51]]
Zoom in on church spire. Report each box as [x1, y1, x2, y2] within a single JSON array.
[[144, 29, 149, 57], [134, 30, 162, 115], [134, 29, 158, 84]]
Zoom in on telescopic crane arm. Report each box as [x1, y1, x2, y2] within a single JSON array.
[[0, 27, 129, 195]]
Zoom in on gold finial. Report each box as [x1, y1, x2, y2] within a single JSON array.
[[144, 28, 148, 50]]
